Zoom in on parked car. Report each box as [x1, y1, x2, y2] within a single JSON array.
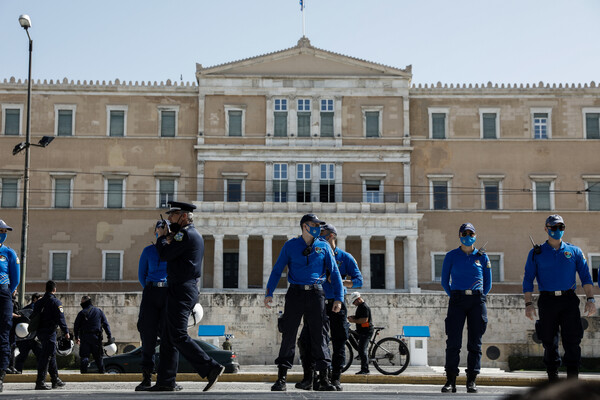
[[87, 339, 239, 374]]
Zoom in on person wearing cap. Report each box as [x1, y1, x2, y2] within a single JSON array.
[[134, 220, 170, 391], [153, 201, 224, 392], [73, 295, 112, 374], [348, 292, 373, 375], [440, 222, 492, 394], [0, 219, 20, 392], [296, 223, 362, 391], [264, 214, 344, 392], [523, 214, 595, 382]]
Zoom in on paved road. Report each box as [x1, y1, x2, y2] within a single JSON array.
[[1, 382, 525, 400]]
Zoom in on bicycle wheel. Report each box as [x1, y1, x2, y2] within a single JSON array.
[[371, 337, 410, 375]]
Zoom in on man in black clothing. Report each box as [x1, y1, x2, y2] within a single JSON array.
[[14, 293, 42, 373], [73, 296, 112, 374], [348, 292, 373, 375]]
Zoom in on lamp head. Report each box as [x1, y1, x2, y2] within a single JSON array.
[[12, 142, 27, 156], [38, 136, 54, 147], [18, 15, 31, 29]]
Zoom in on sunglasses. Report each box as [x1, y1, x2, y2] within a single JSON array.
[[546, 224, 565, 232], [460, 231, 476, 237]]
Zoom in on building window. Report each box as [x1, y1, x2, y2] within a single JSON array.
[[1, 178, 18, 208], [480, 109, 499, 139], [585, 180, 600, 211], [226, 179, 243, 202], [159, 107, 178, 137], [103, 251, 123, 281], [487, 253, 504, 282], [273, 163, 288, 203], [274, 98, 288, 137], [158, 179, 176, 208], [365, 180, 382, 203], [431, 253, 445, 282], [54, 178, 72, 208], [55, 105, 76, 137], [50, 251, 70, 281], [589, 254, 600, 282], [107, 106, 127, 137], [106, 178, 125, 208], [296, 163, 311, 202], [223, 253, 239, 289], [483, 181, 500, 210], [584, 109, 600, 139], [363, 107, 382, 138], [2, 105, 22, 136], [320, 99, 334, 137], [225, 106, 245, 137], [531, 108, 552, 139], [429, 178, 451, 210], [531, 178, 555, 211], [297, 99, 311, 137], [320, 163, 335, 203], [428, 108, 448, 139]]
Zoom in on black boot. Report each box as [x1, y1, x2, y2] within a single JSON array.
[[548, 370, 559, 383], [294, 367, 314, 390], [441, 372, 457, 393], [271, 367, 287, 391], [317, 369, 336, 391], [35, 381, 51, 390], [0, 370, 5, 393], [466, 372, 478, 393], [331, 369, 342, 391], [51, 377, 66, 389], [566, 368, 579, 380], [135, 369, 153, 391]]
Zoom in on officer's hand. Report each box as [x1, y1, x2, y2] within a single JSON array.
[[76, 339, 80, 345], [264, 296, 273, 309], [342, 280, 353, 288], [525, 304, 537, 320], [332, 301, 342, 313], [65, 332, 71, 340], [584, 301, 597, 317], [348, 316, 355, 323]]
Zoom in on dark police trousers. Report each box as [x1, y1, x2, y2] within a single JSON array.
[[0, 286, 13, 371], [276, 285, 331, 371], [36, 329, 59, 383], [444, 291, 488, 375], [15, 338, 42, 371], [298, 299, 349, 373], [537, 291, 583, 372], [156, 280, 220, 387], [137, 285, 168, 371], [79, 332, 104, 373]]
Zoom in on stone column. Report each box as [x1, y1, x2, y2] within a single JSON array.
[[385, 235, 396, 290], [238, 234, 249, 289], [335, 162, 343, 203], [265, 162, 273, 202], [404, 236, 420, 293], [311, 162, 319, 203], [213, 234, 224, 289], [289, 164, 297, 203], [361, 235, 371, 289], [263, 235, 273, 289], [197, 160, 205, 202], [403, 162, 411, 203]]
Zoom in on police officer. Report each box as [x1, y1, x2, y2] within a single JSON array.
[[152, 201, 224, 392], [0, 219, 20, 392], [34, 280, 69, 390], [135, 220, 169, 391], [73, 295, 112, 374], [441, 222, 492, 394], [296, 223, 362, 391], [523, 215, 596, 382], [7, 289, 20, 374], [264, 214, 344, 392], [14, 293, 42, 373]]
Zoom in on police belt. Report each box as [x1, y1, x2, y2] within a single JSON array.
[[540, 289, 575, 297], [451, 289, 482, 295], [147, 281, 168, 288], [289, 284, 323, 291]]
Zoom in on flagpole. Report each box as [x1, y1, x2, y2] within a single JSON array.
[[301, 0, 306, 37]]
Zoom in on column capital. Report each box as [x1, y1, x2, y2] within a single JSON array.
[[360, 235, 371, 241], [262, 234, 274, 240], [385, 235, 397, 240], [238, 234, 249, 240], [213, 234, 225, 240]]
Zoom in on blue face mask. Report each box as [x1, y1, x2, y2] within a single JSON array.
[[460, 235, 476, 246], [548, 229, 564, 240], [0, 233, 6, 244], [306, 225, 321, 239]]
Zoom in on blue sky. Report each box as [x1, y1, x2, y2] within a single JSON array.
[[1, 0, 598, 85]]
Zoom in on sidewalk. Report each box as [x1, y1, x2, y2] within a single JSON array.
[[4, 365, 600, 386]]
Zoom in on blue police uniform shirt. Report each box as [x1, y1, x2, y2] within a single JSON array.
[[0, 243, 20, 293], [523, 240, 593, 293], [156, 224, 204, 285], [441, 247, 492, 296], [138, 244, 168, 287], [323, 247, 362, 300], [34, 292, 69, 334], [73, 303, 112, 341], [266, 237, 344, 302]]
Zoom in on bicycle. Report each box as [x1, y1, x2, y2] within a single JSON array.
[[334, 326, 410, 375]]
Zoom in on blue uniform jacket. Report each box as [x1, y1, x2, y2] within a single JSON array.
[[34, 292, 69, 334], [0, 244, 20, 293], [266, 237, 344, 302], [73, 304, 112, 341], [156, 224, 204, 285], [138, 244, 168, 287], [441, 247, 492, 296], [523, 240, 593, 293], [323, 247, 362, 300]]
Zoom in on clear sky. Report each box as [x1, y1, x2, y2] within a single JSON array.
[[1, 0, 598, 86]]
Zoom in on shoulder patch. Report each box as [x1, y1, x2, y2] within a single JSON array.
[[0, 256, 5, 262], [564, 251, 572, 259], [59, 306, 64, 313], [315, 247, 323, 254], [474, 260, 482, 267], [486, 261, 492, 269], [174, 232, 184, 241]]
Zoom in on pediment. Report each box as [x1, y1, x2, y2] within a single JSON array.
[[197, 37, 411, 79]]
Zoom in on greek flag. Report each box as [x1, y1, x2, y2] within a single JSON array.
[[300, 0, 304, 11]]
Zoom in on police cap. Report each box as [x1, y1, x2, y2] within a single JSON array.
[[0, 219, 13, 231], [459, 222, 476, 234], [545, 214, 564, 227], [321, 223, 338, 236], [166, 201, 197, 214], [300, 213, 325, 226]]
